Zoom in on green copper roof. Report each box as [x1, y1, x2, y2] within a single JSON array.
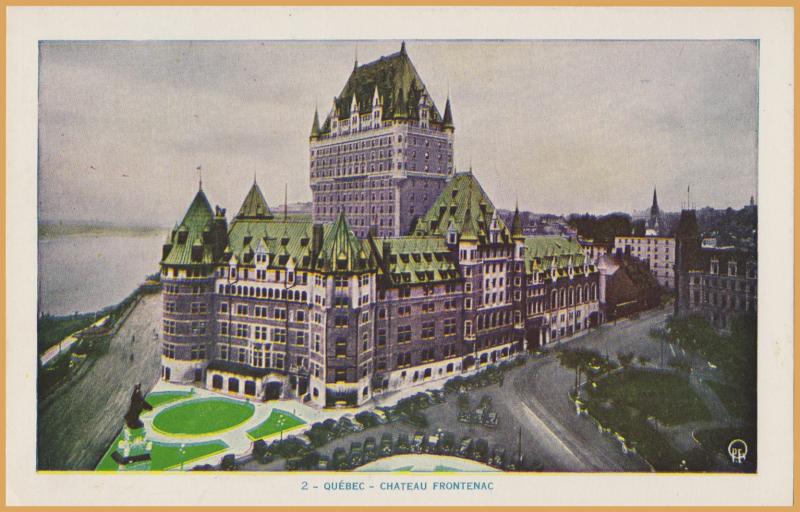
[[414, 172, 512, 245], [236, 182, 274, 220], [161, 189, 216, 265], [373, 236, 461, 285], [310, 109, 321, 139], [321, 45, 443, 133], [523, 236, 593, 275], [315, 212, 374, 273], [226, 217, 313, 268]]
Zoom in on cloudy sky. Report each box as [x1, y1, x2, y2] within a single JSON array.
[[38, 40, 757, 226]]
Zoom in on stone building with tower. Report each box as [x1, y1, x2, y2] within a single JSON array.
[[160, 174, 600, 408], [613, 188, 676, 289], [309, 42, 455, 238], [159, 44, 601, 408], [673, 208, 757, 332]]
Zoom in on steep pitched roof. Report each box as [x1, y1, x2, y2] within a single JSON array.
[[442, 97, 454, 129], [225, 217, 314, 269], [523, 235, 593, 276], [236, 182, 274, 220], [315, 212, 374, 273], [372, 236, 461, 285], [161, 189, 216, 265], [321, 44, 443, 133], [414, 172, 512, 245], [310, 109, 321, 140]]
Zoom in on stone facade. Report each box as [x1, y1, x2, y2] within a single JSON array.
[[160, 173, 602, 409]]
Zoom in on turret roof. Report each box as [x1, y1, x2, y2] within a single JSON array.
[[414, 172, 512, 245], [320, 44, 443, 133], [161, 189, 216, 265], [236, 182, 274, 220]]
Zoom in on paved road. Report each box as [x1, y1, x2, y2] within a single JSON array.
[[37, 293, 163, 470], [241, 308, 672, 473], [505, 306, 673, 472]]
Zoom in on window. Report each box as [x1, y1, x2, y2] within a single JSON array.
[[296, 332, 306, 346], [273, 328, 286, 343], [397, 325, 412, 343], [296, 310, 306, 322], [377, 328, 386, 347], [236, 304, 248, 316], [335, 338, 347, 357], [421, 321, 435, 339], [443, 318, 456, 336], [218, 302, 228, 314], [335, 369, 347, 382], [163, 320, 176, 335]]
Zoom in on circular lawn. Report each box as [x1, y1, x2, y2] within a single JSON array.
[[152, 397, 255, 436]]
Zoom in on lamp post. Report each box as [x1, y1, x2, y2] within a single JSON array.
[[278, 416, 287, 441], [179, 443, 186, 470]]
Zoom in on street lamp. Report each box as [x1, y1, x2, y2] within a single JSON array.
[[277, 416, 287, 441], [179, 443, 186, 470]]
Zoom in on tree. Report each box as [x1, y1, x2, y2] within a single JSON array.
[[557, 347, 610, 394], [617, 351, 635, 369]]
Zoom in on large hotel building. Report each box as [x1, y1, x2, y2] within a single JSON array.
[[159, 44, 601, 408]]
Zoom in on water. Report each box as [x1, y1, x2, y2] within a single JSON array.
[[38, 231, 166, 316]]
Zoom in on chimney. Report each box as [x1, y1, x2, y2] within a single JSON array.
[[382, 241, 392, 262], [312, 223, 324, 258]]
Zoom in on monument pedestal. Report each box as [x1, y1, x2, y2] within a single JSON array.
[[110, 426, 152, 471]]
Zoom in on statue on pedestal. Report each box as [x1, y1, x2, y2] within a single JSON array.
[[111, 383, 154, 470]]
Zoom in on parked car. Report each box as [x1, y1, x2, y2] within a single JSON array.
[[395, 433, 410, 454], [331, 447, 348, 470], [348, 441, 363, 468], [458, 437, 473, 458], [339, 417, 363, 434], [471, 439, 489, 462], [490, 447, 506, 468], [363, 437, 377, 462], [483, 412, 499, 428], [424, 433, 439, 454], [380, 433, 394, 457], [411, 432, 426, 453], [439, 432, 455, 456]]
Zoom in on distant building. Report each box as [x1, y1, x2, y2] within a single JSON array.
[[309, 42, 455, 238], [612, 235, 675, 290], [645, 187, 665, 236], [674, 209, 757, 332], [596, 253, 662, 320], [579, 238, 610, 265]]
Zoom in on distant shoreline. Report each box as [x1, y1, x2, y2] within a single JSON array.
[[38, 222, 167, 239]]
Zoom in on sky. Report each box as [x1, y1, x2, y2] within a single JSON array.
[[38, 40, 758, 226]]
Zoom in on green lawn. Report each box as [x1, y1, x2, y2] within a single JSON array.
[[588, 369, 710, 426], [246, 409, 305, 440], [705, 380, 756, 421], [584, 369, 710, 471], [145, 391, 194, 409], [96, 431, 228, 471], [152, 397, 255, 436]]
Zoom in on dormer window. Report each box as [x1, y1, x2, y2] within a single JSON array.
[[728, 261, 738, 277]]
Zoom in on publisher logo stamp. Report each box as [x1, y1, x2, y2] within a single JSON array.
[[727, 439, 748, 464]]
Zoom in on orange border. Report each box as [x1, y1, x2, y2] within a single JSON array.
[[3, 2, 796, 511]]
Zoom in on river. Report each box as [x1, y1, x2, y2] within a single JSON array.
[[38, 230, 167, 316]]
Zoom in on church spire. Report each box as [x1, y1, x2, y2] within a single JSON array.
[[651, 187, 659, 213], [511, 200, 523, 238]]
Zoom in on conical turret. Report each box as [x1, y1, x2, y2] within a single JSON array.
[[442, 96, 454, 132], [310, 108, 321, 141]]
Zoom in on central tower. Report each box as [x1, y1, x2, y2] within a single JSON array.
[[309, 42, 455, 238]]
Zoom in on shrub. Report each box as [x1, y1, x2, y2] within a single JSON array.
[[355, 411, 381, 429], [220, 454, 237, 471]]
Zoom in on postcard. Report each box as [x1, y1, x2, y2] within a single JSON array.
[[5, 5, 794, 508]]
